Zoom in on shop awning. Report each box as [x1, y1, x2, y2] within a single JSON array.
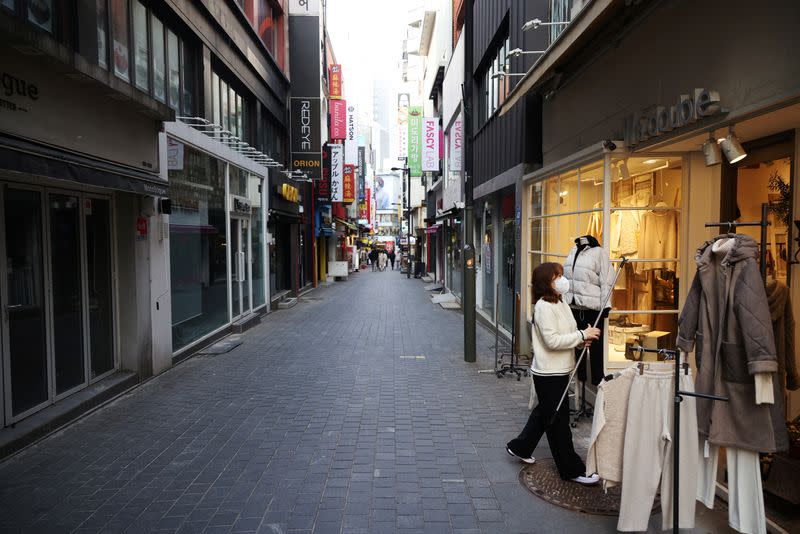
[[269, 209, 301, 222], [334, 217, 357, 231], [435, 206, 462, 221], [425, 224, 441, 234], [0, 133, 169, 196], [499, 0, 620, 117]]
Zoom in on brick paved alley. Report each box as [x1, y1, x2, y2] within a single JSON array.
[[0, 272, 725, 534]]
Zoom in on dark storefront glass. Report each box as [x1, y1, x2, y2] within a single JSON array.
[[110, 0, 130, 82], [133, 0, 148, 92], [169, 140, 229, 351], [86, 198, 115, 377], [49, 194, 85, 394], [250, 174, 266, 308]]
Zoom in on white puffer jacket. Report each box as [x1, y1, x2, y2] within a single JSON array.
[[563, 245, 615, 311]]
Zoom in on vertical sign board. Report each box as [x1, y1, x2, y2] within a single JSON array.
[[407, 106, 422, 176], [450, 119, 463, 172], [329, 99, 347, 140], [289, 10, 322, 179], [366, 188, 372, 224], [290, 97, 322, 180], [345, 105, 358, 165], [316, 144, 331, 203], [421, 117, 440, 172], [343, 164, 356, 203], [329, 143, 344, 202], [357, 146, 366, 201], [329, 64, 342, 99]]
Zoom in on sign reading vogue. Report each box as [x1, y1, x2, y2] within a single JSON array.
[[624, 88, 722, 147], [291, 97, 322, 179]]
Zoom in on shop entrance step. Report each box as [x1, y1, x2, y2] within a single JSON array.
[[232, 312, 261, 333]]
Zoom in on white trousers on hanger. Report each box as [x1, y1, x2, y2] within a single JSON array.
[[697, 441, 766, 534], [618, 365, 698, 532]]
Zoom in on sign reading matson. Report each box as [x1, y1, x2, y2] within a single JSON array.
[[407, 106, 422, 177], [421, 117, 439, 172]]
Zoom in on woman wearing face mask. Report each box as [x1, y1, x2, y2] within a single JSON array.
[[506, 262, 601, 485]]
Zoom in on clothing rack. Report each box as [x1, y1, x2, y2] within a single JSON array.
[[632, 346, 729, 534], [704, 203, 770, 281]]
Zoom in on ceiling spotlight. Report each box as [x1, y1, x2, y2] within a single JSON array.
[[702, 133, 722, 166], [718, 127, 747, 164]]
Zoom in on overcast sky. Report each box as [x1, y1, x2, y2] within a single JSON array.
[[325, 0, 407, 122]]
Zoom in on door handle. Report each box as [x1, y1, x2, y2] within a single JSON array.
[[4, 304, 22, 322]]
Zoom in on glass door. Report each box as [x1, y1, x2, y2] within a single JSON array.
[[85, 197, 114, 380], [2, 187, 49, 419], [230, 217, 252, 319]]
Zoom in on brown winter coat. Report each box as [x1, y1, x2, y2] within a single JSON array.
[[677, 234, 780, 453], [765, 280, 799, 451]]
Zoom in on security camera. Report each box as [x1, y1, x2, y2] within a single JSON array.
[[602, 140, 617, 152]]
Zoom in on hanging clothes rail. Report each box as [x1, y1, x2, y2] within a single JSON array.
[[704, 203, 770, 281], [633, 346, 729, 534]]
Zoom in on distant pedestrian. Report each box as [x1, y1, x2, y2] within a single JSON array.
[[369, 248, 378, 271], [388, 250, 396, 271], [378, 251, 388, 271]]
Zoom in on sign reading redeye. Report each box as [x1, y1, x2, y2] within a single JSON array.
[[290, 97, 322, 180]]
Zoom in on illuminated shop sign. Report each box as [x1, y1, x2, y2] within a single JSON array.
[[624, 88, 722, 147]]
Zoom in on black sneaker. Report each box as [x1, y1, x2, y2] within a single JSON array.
[[506, 446, 536, 464]]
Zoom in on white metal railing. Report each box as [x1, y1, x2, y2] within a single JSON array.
[[176, 116, 310, 181]]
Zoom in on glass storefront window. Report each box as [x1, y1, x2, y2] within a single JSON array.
[[168, 140, 229, 351], [133, 1, 148, 92], [151, 15, 165, 103], [182, 42, 194, 115], [27, 0, 54, 33], [249, 174, 266, 308], [212, 72, 220, 127], [167, 29, 180, 111]]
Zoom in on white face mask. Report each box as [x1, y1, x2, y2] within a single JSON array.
[[553, 276, 570, 295]]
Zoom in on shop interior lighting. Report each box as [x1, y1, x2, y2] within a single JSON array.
[[642, 159, 660, 165], [717, 127, 747, 164], [507, 48, 546, 58], [522, 18, 570, 32], [702, 133, 723, 166]]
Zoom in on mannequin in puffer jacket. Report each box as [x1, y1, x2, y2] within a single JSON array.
[[563, 236, 616, 386]]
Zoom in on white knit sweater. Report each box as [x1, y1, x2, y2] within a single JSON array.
[[531, 299, 583, 375]]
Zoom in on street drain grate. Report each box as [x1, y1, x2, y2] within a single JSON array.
[[519, 459, 660, 516]]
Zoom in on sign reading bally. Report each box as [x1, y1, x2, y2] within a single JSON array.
[[329, 64, 342, 99], [421, 117, 440, 172], [330, 100, 347, 140], [343, 164, 355, 203], [329, 143, 344, 202], [407, 106, 422, 177]]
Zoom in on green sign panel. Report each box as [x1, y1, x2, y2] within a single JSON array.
[[407, 106, 422, 177]]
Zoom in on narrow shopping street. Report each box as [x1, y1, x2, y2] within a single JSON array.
[[0, 272, 628, 534]]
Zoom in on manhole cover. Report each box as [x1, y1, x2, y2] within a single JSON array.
[[519, 459, 660, 516]]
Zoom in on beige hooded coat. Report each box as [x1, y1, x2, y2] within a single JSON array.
[[677, 234, 781, 453]]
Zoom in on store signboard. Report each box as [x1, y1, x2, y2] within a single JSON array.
[[329, 64, 342, 99], [366, 188, 371, 223], [343, 164, 356, 203], [357, 146, 366, 201], [330, 143, 344, 202], [316, 144, 331, 203], [330, 99, 347, 140], [288, 0, 320, 15], [408, 106, 422, 176], [167, 137, 184, 170], [421, 117, 439, 172], [229, 194, 252, 215], [449, 119, 463, 172], [345, 105, 358, 164], [624, 88, 722, 147], [290, 97, 322, 179]]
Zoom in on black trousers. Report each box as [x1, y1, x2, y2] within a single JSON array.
[[507, 374, 586, 480], [572, 307, 607, 386]]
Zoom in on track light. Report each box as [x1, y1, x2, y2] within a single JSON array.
[[507, 48, 546, 58], [718, 127, 747, 164], [522, 18, 570, 32], [702, 133, 722, 166]]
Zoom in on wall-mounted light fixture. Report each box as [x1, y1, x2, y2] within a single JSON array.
[[702, 132, 722, 166], [522, 18, 570, 32], [507, 48, 546, 58], [491, 72, 525, 79], [718, 127, 747, 164]]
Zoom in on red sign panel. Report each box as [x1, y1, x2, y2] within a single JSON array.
[[329, 64, 342, 99], [136, 217, 148, 240], [343, 164, 355, 203], [330, 99, 347, 140], [365, 188, 371, 224]]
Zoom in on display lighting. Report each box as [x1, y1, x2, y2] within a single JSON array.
[[507, 48, 546, 57], [702, 133, 722, 166], [717, 127, 747, 164], [522, 18, 570, 32]]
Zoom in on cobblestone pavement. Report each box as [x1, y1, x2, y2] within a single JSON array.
[[0, 270, 727, 534]]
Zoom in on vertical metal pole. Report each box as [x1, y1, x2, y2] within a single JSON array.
[[673, 351, 681, 534], [463, 0, 476, 362], [760, 202, 768, 282]]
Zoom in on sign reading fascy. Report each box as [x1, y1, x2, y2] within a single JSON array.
[[421, 117, 440, 172], [407, 106, 422, 177], [345, 105, 358, 165], [329, 143, 344, 202]]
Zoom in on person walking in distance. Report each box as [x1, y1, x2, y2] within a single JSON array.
[[506, 262, 601, 485], [369, 248, 378, 271], [388, 249, 396, 271]]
